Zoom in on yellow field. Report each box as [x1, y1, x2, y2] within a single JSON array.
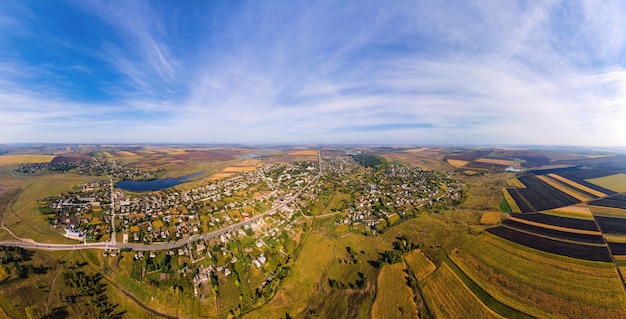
[[209, 172, 235, 180], [450, 234, 626, 319], [501, 188, 521, 213], [422, 263, 502, 319], [544, 205, 595, 220], [506, 215, 601, 235], [506, 178, 525, 188], [479, 212, 501, 225], [535, 175, 591, 202], [404, 249, 436, 281], [603, 234, 626, 243], [476, 158, 516, 166], [447, 159, 469, 168], [0, 155, 55, 165], [371, 263, 418, 319], [547, 174, 606, 197], [587, 174, 626, 193], [589, 205, 626, 218]]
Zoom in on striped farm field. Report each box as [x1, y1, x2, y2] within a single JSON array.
[[603, 234, 626, 243], [589, 205, 626, 218], [587, 174, 626, 193], [535, 175, 592, 202], [547, 174, 606, 197], [501, 188, 521, 213], [0, 154, 55, 165], [505, 216, 601, 236], [404, 249, 436, 281], [447, 159, 469, 168], [450, 234, 626, 319], [506, 178, 525, 188], [371, 263, 418, 319], [421, 263, 502, 319], [476, 158, 516, 166], [545, 205, 595, 220]]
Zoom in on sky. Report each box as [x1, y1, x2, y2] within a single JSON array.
[[1, 0, 626, 146]]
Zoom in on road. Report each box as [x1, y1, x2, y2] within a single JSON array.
[[0, 156, 322, 252]]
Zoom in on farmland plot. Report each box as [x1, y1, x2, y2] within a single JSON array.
[[501, 218, 605, 244], [506, 175, 580, 213], [486, 226, 612, 261], [421, 263, 502, 319], [506, 213, 599, 231], [451, 234, 626, 319], [371, 263, 418, 319], [587, 174, 626, 193], [589, 194, 626, 209], [593, 216, 626, 235]]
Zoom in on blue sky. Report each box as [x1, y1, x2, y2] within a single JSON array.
[[1, 0, 626, 146]]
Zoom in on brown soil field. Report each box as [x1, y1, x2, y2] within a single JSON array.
[[476, 158, 516, 166]]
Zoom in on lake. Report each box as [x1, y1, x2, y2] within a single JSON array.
[[116, 172, 203, 192]]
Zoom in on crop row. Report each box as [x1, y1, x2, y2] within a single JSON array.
[[509, 213, 599, 231], [594, 216, 626, 235], [501, 219, 605, 244], [486, 226, 612, 262], [589, 195, 626, 209], [506, 175, 580, 213]]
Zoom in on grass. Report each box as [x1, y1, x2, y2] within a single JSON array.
[[506, 178, 525, 188], [535, 175, 591, 202], [480, 212, 501, 226], [245, 233, 336, 318], [548, 174, 606, 197], [404, 249, 435, 281], [421, 263, 503, 319], [371, 263, 418, 319], [4, 174, 91, 243], [587, 174, 626, 193], [501, 188, 521, 213], [450, 233, 626, 318], [0, 154, 55, 165]]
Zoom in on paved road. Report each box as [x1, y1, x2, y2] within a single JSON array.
[[0, 160, 321, 252]]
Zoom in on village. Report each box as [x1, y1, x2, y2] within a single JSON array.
[[36, 152, 462, 305]]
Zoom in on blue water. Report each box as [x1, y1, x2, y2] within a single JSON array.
[[116, 172, 203, 192]]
